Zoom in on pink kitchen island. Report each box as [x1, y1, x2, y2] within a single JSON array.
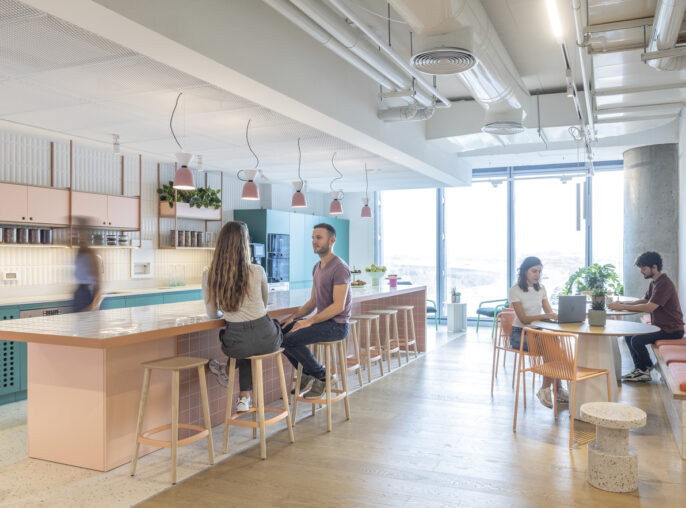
[[0, 285, 426, 471]]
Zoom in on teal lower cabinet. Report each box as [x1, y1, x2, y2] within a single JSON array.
[[163, 290, 203, 304], [0, 306, 25, 405], [100, 296, 126, 310], [126, 294, 164, 308]]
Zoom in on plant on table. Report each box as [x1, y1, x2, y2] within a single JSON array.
[[588, 298, 607, 326], [365, 264, 386, 286], [451, 288, 461, 303], [563, 263, 623, 296]]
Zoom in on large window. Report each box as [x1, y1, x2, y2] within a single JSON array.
[[514, 178, 586, 300], [445, 183, 508, 316], [380, 189, 437, 301], [592, 170, 624, 280]]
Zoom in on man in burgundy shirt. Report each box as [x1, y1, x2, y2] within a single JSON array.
[[609, 251, 684, 382], [280, 223, 351, 399]]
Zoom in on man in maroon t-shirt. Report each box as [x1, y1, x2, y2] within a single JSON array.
[[280, 223, 351, 399], [609, 251, 684, 381]]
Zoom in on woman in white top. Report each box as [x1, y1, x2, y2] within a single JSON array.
[[508, 256, 568, 409], [205, 221, 282, 412]]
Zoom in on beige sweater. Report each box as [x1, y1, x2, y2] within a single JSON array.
[[202, 264, 269, 322]]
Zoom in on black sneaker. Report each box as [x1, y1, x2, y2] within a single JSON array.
[[303, 375, 337, 400], [623, 369, 651, 382], [291, 373, 315, 394]]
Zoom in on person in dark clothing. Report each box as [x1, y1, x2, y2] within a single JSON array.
[[609, 251, 684, 382]]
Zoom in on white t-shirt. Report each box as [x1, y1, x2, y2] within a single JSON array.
[[508, 284, 548, 328], [202, 264, 269, 322]]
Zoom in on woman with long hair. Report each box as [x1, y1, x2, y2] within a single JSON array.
[[509, 256, 567, 409], [204, 221, 282, 412]]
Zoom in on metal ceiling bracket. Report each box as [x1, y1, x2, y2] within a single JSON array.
[[642, 46, 686, 62]]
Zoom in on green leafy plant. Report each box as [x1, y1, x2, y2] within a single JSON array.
[[451, 288, 461, 297], [591, 299, 606, 311], [156, 182, 220, 209], [563, 263, 623, 296], [365, 264, 386, 272]]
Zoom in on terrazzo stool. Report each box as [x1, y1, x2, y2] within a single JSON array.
[[580, 402, 647, 492]]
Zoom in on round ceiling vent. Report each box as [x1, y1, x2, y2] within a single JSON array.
[[482, 121, 526, 136], [411, 47, 477, 75]]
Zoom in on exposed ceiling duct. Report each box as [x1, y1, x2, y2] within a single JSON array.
[[645, 0, 686, 71], [388, 0, 531, 134]]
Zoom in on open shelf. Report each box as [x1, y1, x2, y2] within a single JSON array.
[[159, 201, 221, 221]]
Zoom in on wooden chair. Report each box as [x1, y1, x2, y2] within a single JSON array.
[[369, 308, 403, 371], [491, 310, 515, 395], [222, 348, 294, 459], [130, 356, 214, 484], [351, 314, 385, 382], [292, 339, 351, 432], [388, 305, 418, 362], [345, 320, 364, 387], [513, 328, 612, 448]]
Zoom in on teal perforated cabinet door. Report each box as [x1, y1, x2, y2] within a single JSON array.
[[0, 306, 22, 399]]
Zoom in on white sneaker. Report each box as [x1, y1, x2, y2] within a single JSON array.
[[556, 386, 569, 403], [208, 358, 228, 388], [236, 396, 251, 412], [536, 387, 553, 409]]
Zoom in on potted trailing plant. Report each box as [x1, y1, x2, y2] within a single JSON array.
[[563, 263, 623, 297], [192, 186, 222, 209], [451, 288, 461, 303], [588, 298, 607, 327], [591, 288, 606, 309], [157, 181, 192, 207]]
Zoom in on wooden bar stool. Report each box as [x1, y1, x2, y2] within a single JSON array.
[[292, 339, 351, 432], [222, 348, 294, 460], [346, 319, 364, 387], [369, 309, 402, 370], [388, 305, 418, 362], [350, 314, 385, 382], [130, 356, 214, 485]]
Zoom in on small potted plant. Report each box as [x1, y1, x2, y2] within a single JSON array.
[[588, 298, 607, 327], [591, 287, 606, 309], [365, 264, 386, 286], [451, 288, 461, 303]]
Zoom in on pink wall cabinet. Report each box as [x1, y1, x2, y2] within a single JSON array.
[[27, 187, 69, 225], [72, 191, 108, 226], [107, 195, 139, 229], [0, 182, 28, 223]]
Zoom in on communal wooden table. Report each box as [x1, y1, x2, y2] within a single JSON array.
[[532, 320, 658, 419]]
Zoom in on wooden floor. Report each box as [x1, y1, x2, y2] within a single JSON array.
[[139, 327, 686, 508]]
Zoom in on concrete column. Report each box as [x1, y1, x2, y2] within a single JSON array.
[[623, 143, 678, 298]]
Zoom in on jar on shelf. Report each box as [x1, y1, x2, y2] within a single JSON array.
[[184, 230, 191, 247], [17, 228, 28, 244]]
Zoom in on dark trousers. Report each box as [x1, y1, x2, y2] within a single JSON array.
[[281, 319, 349, 379], [624, 329, 684, 371], [219, 315, 283, 391]]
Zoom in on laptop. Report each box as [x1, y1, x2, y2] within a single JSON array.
[[543, 295, 587, 324]]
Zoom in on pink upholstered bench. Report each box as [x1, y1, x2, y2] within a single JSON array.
[[655, 337, 686, 347], [668, 363, 686, 392], [657, 345, 686, 365]]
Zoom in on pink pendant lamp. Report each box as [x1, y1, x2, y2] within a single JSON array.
[[239, 119, 261, 200], [173, 152, 195, 190], [329, 191, 343, 214], [291, 138, 307, 208], [360, 164, 372, 218], [329, 152, 344, 215], [168, 92, 196, 190]]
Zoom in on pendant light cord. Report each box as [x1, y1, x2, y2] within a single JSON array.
[[364, 163, 369, 200], [238, 119, 259, 182], [330, 152, 344, 199], [297, 137, 303, 188], [169, 92, 184, 151]]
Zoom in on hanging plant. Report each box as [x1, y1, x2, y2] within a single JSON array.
[[157, 181, 220, 209]]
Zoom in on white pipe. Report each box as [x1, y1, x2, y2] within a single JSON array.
[[327, 0, 451, 108], [646, 0, 686, 70], [572, 0, 596, 140], [262, 0, 397, 90], [286, 0, 436, 107]]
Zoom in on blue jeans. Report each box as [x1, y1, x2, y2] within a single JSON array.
[[281, 319, 349, 379], [624, 329, 684, 371]]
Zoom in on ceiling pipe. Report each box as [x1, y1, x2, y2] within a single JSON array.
[[285, 0, 438, 107], [571, 0, 596, 141], [386, 0, 530, 133], [327, 0, 451, 108], [262, 0, 397, 92], [645, 0, 686, 71], [378, 103, 436, 122]]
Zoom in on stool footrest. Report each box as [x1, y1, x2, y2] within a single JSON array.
[[295, 389, 347, 405], [138, 424, 209, 448], [227, 407, 289, 428]]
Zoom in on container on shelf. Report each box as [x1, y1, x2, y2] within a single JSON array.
[[29, 228, 41, 244], [91, 232, 105, 246], [0, 226, 3, 243], [118, 233, 130, 246], [4, 227, 16, 243], [197, 231, 204, 247], [40, 229, 52, 244], [17, 228, 28, 244], [190, 231, 197, 247], [184, 230, 191, 247], [106, 233, 117, 246]]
